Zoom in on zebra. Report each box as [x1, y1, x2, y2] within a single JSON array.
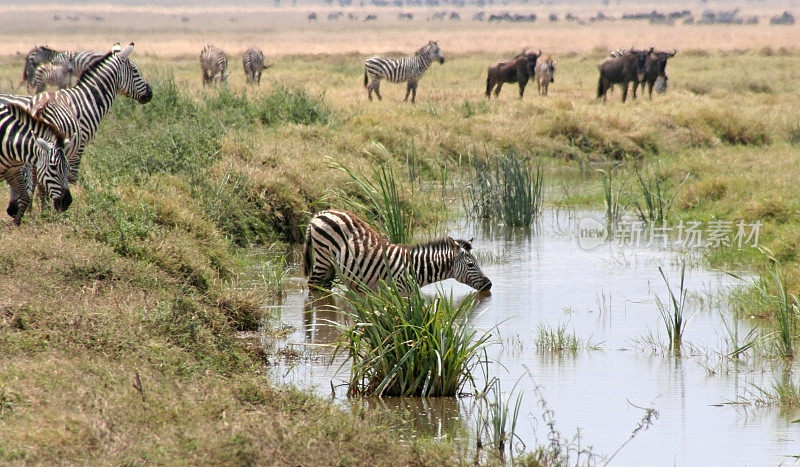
[[242, 48, 272, 85], [33, 62, 76, 92], [0, 102, 72, 225], [200, 44, 229, 85], [303, 210, 492, 291], [18, 45, 60, 91], [534, 56, 557, 96], [1, 43, 152, 215], [363, 41, 445, 103]]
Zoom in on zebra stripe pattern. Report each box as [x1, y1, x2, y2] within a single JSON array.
[[1, 43, 151, 216], [19, 45, 60, 91], [0, 102, 72, 225], [303, 210, 492, 291], [34, 62, 76, 92], [242, 48, 271, 85], [363, 40, 445, 103], [200, 45, 229, 85]]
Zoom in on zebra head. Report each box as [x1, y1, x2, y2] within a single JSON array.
[[424, 41, 445, 64], [447, 237, 491, 291], [113, 43, 153, 104], [33, 134, 72, 212]]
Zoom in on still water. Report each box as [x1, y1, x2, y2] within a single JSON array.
[[251, 210, 799, 465]]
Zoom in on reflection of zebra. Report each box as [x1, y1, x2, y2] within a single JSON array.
[[363, 41, 445, 103], [34, 62, 76, 92], [0, 102, 72, 225], [200, 44, 228, 85], [242, 48, 272, 85], [303, 210, 492, 291], [1, 43, 152, 214]]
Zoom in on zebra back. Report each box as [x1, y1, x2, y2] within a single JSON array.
[[20, 45, 60, 89], [364, 40, 444, 83], [34, 62, 76, 92], [200, 45, 229, 85], [304, 210, 491, 291]]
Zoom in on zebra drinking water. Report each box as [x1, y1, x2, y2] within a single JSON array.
[[363, 41, 445, 103], [242, 48, 272, 85], [0, 102, 72, 225], [303, 210, 492, 291], [200, 44, 229, 85], [1, 43, 152, 215]]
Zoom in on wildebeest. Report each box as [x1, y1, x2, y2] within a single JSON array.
[[534, 56, 556, 96], [485, 49, 541, 99], [597, 48, 650, 102], [639, 49, 676, 99]]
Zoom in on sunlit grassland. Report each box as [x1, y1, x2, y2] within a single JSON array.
[[2, 45, 800, 459]]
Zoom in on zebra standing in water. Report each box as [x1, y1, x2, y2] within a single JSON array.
[[200, 44, 229, 85], [0, 102, 72, 225], [303, 210, 492, 291], [34, 62, 76, 92], [363, 41, 445, 103], [242, 48, 272, 85], [1, 43, 152, 215]]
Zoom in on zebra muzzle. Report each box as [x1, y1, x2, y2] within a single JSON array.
[[54, 190, 73, 212]]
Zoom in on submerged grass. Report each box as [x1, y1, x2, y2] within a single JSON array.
[[333, 275, 491, 397], [655, 263, 695, 354]]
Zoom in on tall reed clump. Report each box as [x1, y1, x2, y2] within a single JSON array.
[[655, 263, 695, 354], [632, 167, 688, 224], [598, 168, 633, 222], [337, 162, 414, 244], [465, 149, 543, 227], [332, 275, 491, 397]]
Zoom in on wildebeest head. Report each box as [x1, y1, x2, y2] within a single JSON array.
[[651, 49, 677, 80], [422, 40, 445, 64], [631, 47, 651, 81], [518, 48, 541, 76]]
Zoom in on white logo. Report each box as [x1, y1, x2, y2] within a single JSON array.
[[577, 217, 608, 250]]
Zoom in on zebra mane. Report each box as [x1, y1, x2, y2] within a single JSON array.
[[408, 237, 469, 252], [2, 102, 66, 142], [75, 50, 116, 84], [415, 42, 436, 57]]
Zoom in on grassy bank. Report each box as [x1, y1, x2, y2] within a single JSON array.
[[2, 48, 800, 460]]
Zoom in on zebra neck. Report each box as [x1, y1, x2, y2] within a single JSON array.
[[409, 241, 454, 287], [415, 53, 432, 73], [64, 60, 119, 139]]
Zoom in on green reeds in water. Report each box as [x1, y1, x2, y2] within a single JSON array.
[[332, 275, 491, 397], [632, 167, 688, 224], [465, 149, 543, 227], [655, 263, 696, 354], [474, 372, 523, 461], [337, 161, 413, 244]]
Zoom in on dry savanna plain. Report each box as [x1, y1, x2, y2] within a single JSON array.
[[1, 0, 800, 464]]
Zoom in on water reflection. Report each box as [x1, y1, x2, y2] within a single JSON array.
[[255, 210, 800, 464]]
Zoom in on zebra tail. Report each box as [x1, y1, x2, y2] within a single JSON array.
[[302, 228, 313, 277], [363, 70, 368, 87]]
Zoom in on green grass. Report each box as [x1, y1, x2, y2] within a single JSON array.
[[655, 263, 694, 354], [333, 274, 491, 397], [465, 149, 544, 227]]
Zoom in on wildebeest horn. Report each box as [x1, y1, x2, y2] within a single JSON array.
[[522, 47, 528, 54], [670, 49, 677, 56], [538, 49, 542, 56]]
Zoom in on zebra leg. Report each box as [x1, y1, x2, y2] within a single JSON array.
[[410, 83, 417, 103], [371, 80, 382, 101], [404, 82, 412, 102]]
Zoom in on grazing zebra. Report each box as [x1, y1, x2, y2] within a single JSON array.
[[1, 43, 152, 215], [242, 48, 272, 85], [0, 102, 72, 225], [200, 44, 229, 85], [303, 210, 492, 291], [363, 41, 445, 103], [33, 62, 76, 92]]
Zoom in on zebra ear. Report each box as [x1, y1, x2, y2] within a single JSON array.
[[446, 236, 459, 248], [118, 43, 134, 59], [111, 42, 122, 53], [35, 137, 54, 153]]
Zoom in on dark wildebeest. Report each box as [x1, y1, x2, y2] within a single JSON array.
[[597, 48, 650, 102], [485, 49, 541, 99], [639, 49, 677, 99]]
